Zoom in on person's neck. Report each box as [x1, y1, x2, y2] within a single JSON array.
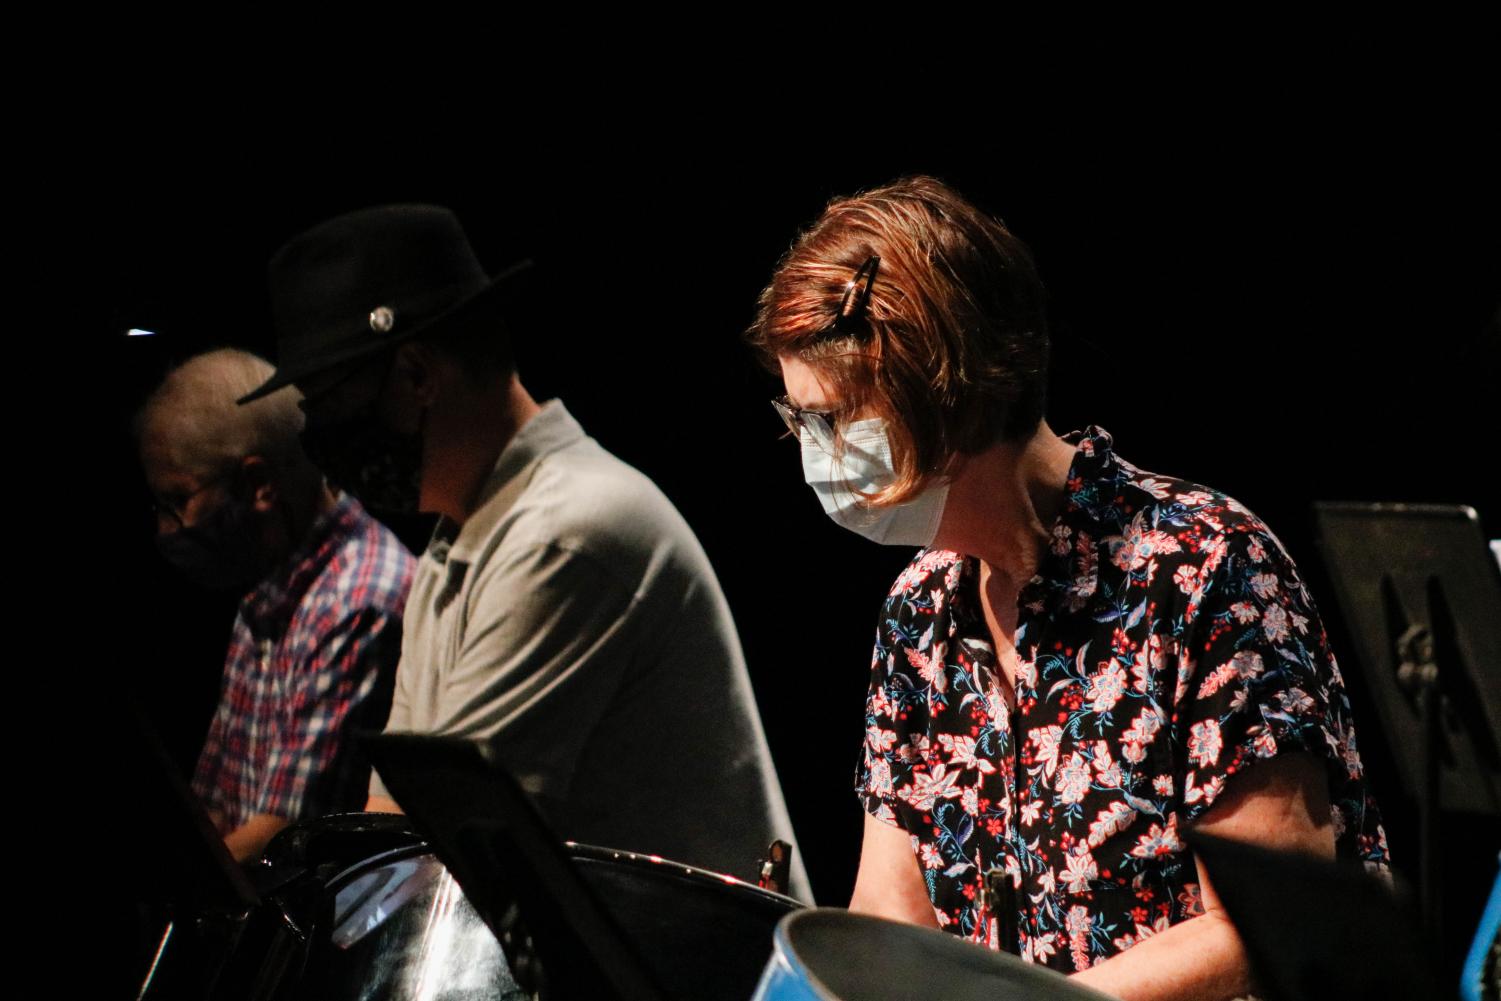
[[304, 481, 338, 534], [264, 479, 337, 572], [421, 373, 541, 524], [937, 421, 1078, 591]]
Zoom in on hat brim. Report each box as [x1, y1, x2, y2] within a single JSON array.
[[237, 258, 533, 404]]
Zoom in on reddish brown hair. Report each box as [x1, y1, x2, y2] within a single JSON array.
[[747, 176, 1049, 504]]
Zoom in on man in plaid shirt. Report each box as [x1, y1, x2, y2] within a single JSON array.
[[140, 349, 414, 862]]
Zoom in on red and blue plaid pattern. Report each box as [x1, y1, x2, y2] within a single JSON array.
[[192, 494, 414, 831]]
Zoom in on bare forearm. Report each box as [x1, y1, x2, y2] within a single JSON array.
[[849, 874, 939, 928], [222, 814, 293, 863], [365, 794, 403, 814], [1071, 753, 1334, 999], [1069, 909, 1249, 1001], [849, 812, 941, 928]]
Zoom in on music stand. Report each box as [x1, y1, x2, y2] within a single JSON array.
[[1188, 832, 1441, 1000], [123, 704, 260, 999], [1314, 502, 1501, 943]]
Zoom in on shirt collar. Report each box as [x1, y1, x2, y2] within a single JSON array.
[[242, 492, 364, 630], [1015, 424, 1123, 602], [443, 399, 585, 563], [947, 424, 1120, 604], [1057, 424, 1122, 527]]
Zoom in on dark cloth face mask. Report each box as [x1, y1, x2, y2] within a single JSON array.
[[300, 404, 423, 514], [155, 496, 265, 593]]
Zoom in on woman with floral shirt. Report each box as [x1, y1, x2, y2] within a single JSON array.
[[746, 176, 1388, 1001]]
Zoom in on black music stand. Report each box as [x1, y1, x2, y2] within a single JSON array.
[[1188, 832, 1442, 1000], [1314, 502, 1501, 944], [123, 704, 260, 1000], [364, 733, 669, 1001]]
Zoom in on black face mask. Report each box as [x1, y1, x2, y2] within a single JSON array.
[[155, 495, 265, 593], [300, 403, 423, 514]]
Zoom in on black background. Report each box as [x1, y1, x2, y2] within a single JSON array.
[[54, 84, 1498, 991]]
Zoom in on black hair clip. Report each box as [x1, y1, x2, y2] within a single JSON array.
[[831, 255, 880, 333]]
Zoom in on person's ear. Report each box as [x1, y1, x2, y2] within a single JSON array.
[[240, 455, 277, 513], [391, 341, 440, 408]]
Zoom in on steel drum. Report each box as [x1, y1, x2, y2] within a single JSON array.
[[753, 909, 1114, 1001], [296, 843, 522, 1001], [234, 813, 802, 1001]]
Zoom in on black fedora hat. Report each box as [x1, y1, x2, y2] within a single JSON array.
[[239, 204, 531, 403]]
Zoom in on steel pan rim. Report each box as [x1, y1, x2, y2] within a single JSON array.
[[320, 840, 804, 909], [322, 841, 436, 892], [772, 908, 1119, 1001], [766, 910, 844, 1001], [564, 841, 804, 908]]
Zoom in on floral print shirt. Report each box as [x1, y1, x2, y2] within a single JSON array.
[[855, 426, 1389, 973]]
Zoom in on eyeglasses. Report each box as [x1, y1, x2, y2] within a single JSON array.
[[151, 472, 231, 531], [771, 395, 839, 453]]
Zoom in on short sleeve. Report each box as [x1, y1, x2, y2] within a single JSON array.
[[191, 611, 253, 830], [190, 679, 234, 828], [1173, 525, 1371, 841], [855, 551, 968, 831], [856, 620, 914, 829], [263, 607, 402, 820]]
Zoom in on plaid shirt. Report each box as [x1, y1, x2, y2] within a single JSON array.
[[192, 493, 414, 832]]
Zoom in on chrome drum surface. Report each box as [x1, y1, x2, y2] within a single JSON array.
[[240, 816, 803, 1001], [310, 846, 523, 1001]]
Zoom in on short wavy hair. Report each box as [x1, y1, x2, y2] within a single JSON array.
[[747, 176, 1050, 505]]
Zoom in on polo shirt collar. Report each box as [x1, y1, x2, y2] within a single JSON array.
[[443, 399, 585, 563]]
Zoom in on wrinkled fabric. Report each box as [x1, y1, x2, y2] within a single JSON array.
[[856, 426, 1389, 973], [192, 494, 414, 829]]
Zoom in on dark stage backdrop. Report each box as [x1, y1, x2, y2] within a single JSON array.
[[69, 123, 1497, 987]]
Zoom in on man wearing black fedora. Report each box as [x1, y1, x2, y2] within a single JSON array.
[[242, 205, 809, 897]]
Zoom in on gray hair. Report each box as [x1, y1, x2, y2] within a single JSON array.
[[137, 348, 318, 492]]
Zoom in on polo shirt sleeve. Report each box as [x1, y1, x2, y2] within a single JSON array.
[[385, 539, 637, 820]]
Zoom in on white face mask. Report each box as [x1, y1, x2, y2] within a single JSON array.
[[799, 417, 949, 547]]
